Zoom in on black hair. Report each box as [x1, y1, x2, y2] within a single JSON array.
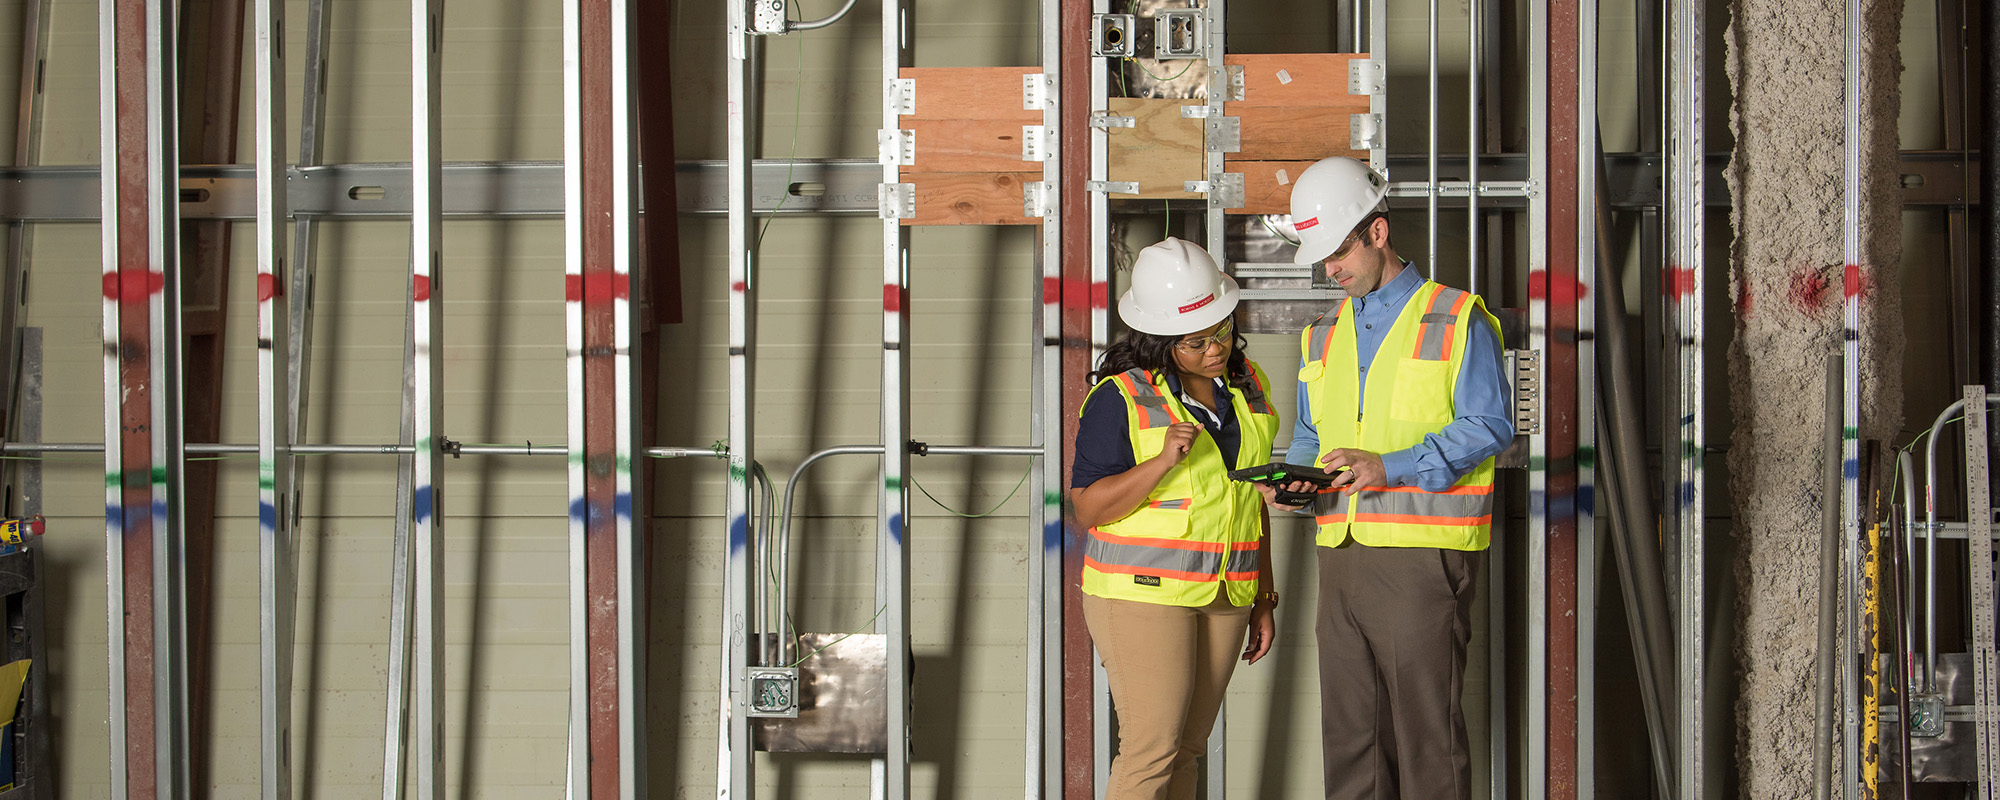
[[1088, 319, 1256, 391]]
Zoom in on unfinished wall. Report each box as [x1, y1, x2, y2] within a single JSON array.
[[1724, 0, 1905, 795]]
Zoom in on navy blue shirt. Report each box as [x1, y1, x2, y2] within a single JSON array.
[[1072, 372, 1242, 490]]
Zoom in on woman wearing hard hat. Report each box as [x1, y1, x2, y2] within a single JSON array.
[[1068, 237, 1281, 799]]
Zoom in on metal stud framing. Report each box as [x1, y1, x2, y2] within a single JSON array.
[[99, 0, 190, 794], [566, 0, 646, 794], [409, 0, 447, 794], [252, 0, 296, 794], [1524, 0, 1551, 791], [1838, 0, 1865, 794], [718, 2, 758, 796], [878, 0, 915, 794], [1667, 0, 1707, 794], [1031, 0, 1066, 793]]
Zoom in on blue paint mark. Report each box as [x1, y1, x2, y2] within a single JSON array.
[[414, 486, 433, 523], [729, 514, 748, 554], [1680, 481, 1696, 508], [1842, 458, 1859, 481], [1042, 520, 1063, 553], [568, 496, 588, 524], [615, 492, 633, 521], [1577, 485, 1595, 517], [259, 501, 277, 531], [889, 513, 904, 545], [1680, 414, 1696, 426], [152, 500, 168, 520], [105, 503, 122, 530]]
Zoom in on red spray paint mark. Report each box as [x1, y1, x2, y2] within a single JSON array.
[[1525, 269, 1588, 303], [100, 271, 165, 303], [412, 275, 432, 302], [730, 281, 747, 294], [1734, 283, 1753, 317], [1786, 268, 1831, 312], [564, 274, 631, 304], [1843, 263, 1867, 300], [1661, 266, 1697, 299], [1043, 277, 1111, 309], [1043, 276, 1061, 305], [883, 284, 904, 313], [256, 273, 281, 302], [1091, 280, 1109, 310]]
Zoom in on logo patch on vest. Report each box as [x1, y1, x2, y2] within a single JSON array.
[[1133, 575, 1162, 587]]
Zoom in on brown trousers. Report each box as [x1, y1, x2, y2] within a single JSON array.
[[1316, 541, 1481, 800], [1083, 591, 1251, 800]]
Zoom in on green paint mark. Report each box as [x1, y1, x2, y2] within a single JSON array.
[[1681, 440, 1700, 459], [151, 466, 167, 484], [418, 437, 433, 452], [1843, 426, 1860, 440], [568, 450, 586, 467], [728, 463, 748, 482], [1577, 445, 1597, 469], [1528, 455, 1546, 471], [886, 475, 903, 492], [1044, 490, 1062, 506], [617, 454, 633, 472], [105, 471, 122, 489], [258, 476, 277, 491]]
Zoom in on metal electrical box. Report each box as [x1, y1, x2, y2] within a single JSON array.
[[753, 633, 890, 754]]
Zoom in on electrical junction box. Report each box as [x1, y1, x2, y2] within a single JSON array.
[[1093, 14, 1136, 58], [747, 667, 799, 718], [751, 0, 787, 35], [1154, 9, 1204, 59]]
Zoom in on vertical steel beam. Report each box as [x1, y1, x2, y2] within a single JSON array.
[[1524, 0, 1551, 794], [1667, 0, 1708, 794], [879, 0, 914, 795], [1572, 0, 1598, 792], [252, 0, 294, 794], [566, 0, 646, 793], [1839, 0, 1864, 794], [99, 0, 189, 794], [1032, 0, 1064, 793], [1199, 3, 1229, 794], [1059, 0, 1098, 795], [718, 3, 758, 797], [1539, 0, 1582, 793], [409, 0, 446, 795], [288, 0, 330, 453]]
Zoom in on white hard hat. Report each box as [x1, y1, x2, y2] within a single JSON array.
[[1117, 237, 1239, 336], [1288, 156, 1389, 265]]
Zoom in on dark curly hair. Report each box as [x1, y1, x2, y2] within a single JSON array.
[[1088, 319, 1256, 391]]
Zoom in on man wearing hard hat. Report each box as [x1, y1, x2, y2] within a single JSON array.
[[1268, 157, 1513, 800]]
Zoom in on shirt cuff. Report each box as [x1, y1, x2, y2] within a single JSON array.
[[1379, 449, 1418, 488]]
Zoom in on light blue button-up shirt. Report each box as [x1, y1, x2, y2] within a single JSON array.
[[1283, 265, 1514, 492]]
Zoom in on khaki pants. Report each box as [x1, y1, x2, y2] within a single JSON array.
[[1316, 541, 1481, 800], [1083, 591, 1251, 800]]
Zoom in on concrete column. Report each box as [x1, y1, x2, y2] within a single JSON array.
[[1724, 0, 1904, 795]]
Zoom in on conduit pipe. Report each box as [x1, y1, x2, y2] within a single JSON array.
[[788, 0, 859, 32], [1922, 392, 2000, 692], [1593, 142, 1676, 796], [1814, 355, 1842, 800]]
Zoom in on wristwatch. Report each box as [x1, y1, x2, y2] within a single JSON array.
[[1256, 590, 1280, 609]]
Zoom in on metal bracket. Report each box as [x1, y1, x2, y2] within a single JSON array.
[[1183, 172, 1243, 209], [1022, 73, 1052, 111], [1092, 14, 1136, 58], [1023, 181, 1052, 218], [890, 78, 916, 116], [1085, 180, 1138, 195], [1348, 58, 1385, 95], [1089, 112, 1135, 129], [1179, 105, 1213, 119], [1205, 117, 1241, 153], [1221, 64, 1245, 101], [877, 129, 915, 167], [1021, 125, 1052, 162], [1154, 9, 1204, 59], [1510, 348, 1542, 434], [1350, 113, 1385, 151], [878, 183, 914, 219], [750, 0, 787, 35]]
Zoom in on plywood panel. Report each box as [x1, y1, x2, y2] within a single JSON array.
[[899, 66, 1041, 121], [902, 172, 1040, 225], [1222, 159, 1316, 214], [1232, 105, 1365, 162], [903, 119, 1035, 173], [1106, 98, 1203, 199], [1224, 53, 1372, 109]]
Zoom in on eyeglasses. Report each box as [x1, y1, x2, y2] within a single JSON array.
[[1328, 215, 1378, 261], [1175, 320, 1234, 353]]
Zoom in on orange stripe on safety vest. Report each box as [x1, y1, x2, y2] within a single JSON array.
[[1089, 528, 1228, 553], [1083, 556, 1219, 584], [1410, 284, 1446, 359], [1366, 483, 1495, 496], [1438, 289, 1470, 362], [1223, 570, 1260, 582]]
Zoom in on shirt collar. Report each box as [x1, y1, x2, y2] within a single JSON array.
[[1162, 372, 1227, 422], [1354, 261, 1423, 311]]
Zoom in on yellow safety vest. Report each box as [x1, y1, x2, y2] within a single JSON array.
[[1078, 363, 1281, 607], [1297, 281, 1501, 550]]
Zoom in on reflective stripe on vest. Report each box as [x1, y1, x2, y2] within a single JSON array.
[[1084, 530, 1264, 583], [1302, 280, 1501, 550], [1303, 304, 1348, 365]]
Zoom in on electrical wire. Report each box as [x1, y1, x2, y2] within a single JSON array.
[[787, 604, 886, 668], [1125, 56, 1197, 83], [753, 23, 809, 249], [909, 463, 1035, 519]]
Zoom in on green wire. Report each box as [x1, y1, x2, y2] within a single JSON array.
[[788, 604, 886, 668], [909, 463, 1034, 519], [754, 13, 809, 249], [1125, 56, 1197, 83]]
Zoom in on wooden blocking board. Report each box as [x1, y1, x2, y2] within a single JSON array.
[[1105, 98, 1203, 199], [1222, 53, 1367, 163], [1222, 160, 1315, 215], [902, 119, 1036, 173], [901, 172, 1040, 226], [897, 67, 1040, 121]]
